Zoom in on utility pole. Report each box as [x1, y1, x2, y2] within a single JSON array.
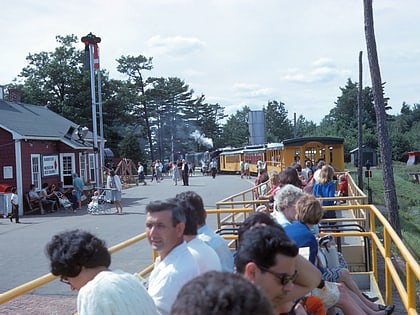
[[81, 33, 101, 187]]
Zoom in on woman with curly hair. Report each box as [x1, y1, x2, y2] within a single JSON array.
[[46, 230, 158, 315]]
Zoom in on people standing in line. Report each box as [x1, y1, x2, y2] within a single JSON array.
[[244, 160, 250, 179], [176, 191, 234, 272], [106, 170, 123, 214], [137, 162, 147, 186], [28, 184, 45, 214], [209, 159, 217, 179], [72, 173, 84, 210], [46, 229, 158, 315], [172, 160, 181, 186], [145, 198, 200, 315], [9, 187, 20, 223], [182, 159, 189, 186]]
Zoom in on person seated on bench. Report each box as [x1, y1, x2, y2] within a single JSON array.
[[41, 183, 57, 212], [28, 184, 45, 214]]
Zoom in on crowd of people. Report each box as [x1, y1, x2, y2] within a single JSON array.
[[45, 162, 394, 315]]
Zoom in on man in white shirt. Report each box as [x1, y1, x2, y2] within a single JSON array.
[[176, 192, 221, 273], [145, 198, 200, 315], [176, 191, 234, 272]]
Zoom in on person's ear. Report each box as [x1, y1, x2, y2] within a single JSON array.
[[176, 222, 185, 238], [244, 262, 258, 284]]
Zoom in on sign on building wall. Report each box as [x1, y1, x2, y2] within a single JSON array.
[[3, 166, 13, 179], [42, 155, 59, 177]]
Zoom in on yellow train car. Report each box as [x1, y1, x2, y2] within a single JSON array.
[[218, 137, 345, 174], [282, 137, 345, 172], [218, 148, 244, 173]]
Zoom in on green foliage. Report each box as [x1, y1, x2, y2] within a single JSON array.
[[220, 107, 251, 148], [119, 132, 146, 163], [356, 162, 420, 256], [264, 100, 293, 142]]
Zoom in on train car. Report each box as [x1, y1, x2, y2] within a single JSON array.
[[218, 148, 244, 174], [243, 145, 266, 175], [282, 136, 345, 172], [218, 136, 345, 174]]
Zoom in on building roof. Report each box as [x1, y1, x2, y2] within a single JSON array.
[[0, 100, 94, 149]]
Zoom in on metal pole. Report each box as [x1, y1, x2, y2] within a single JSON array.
[[88, 44, 99, 188], [97, 65, 104, 186]]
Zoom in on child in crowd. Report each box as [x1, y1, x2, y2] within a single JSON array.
[[71, 189, 78, 212], [88, 190, 99, 213], [338, 174, 348, 197]]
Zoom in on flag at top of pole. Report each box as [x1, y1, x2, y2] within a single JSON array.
[[93, 44, 100, 70]]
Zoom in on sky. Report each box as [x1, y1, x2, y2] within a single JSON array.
[[1, 0, 419, 123]]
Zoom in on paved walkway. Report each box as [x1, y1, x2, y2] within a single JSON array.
[[0, 174, 253, 314]]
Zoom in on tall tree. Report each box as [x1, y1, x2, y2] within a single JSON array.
[[18, 35, 92, 125], [364, 0, 400, 235], [264, 100, 293, 142], [220, 107, 251, 148], [144, 77, 196, 161], [295, 115, 317, 137], [116, 55, 154, 161]]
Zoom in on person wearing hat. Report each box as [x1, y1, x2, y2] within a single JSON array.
[[72, 173, 84, 210]]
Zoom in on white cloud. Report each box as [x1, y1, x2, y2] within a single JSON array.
[[146, 35, 206, 58]]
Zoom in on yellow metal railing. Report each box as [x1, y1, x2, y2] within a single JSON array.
[[1, 195, 419, 314]]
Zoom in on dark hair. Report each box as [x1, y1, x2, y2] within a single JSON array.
[[179, 199, 198, 236], [238, 212, 280, 241], [171, 271, 273, 315], [146, 198, 186, 227], [45, 230, 110, 277], [42, 182, 49, 189], [30, 184, 36, 190], [279, 166, 302, 188], [176, 191, 206, 226], [11, 187, 17, 193], [235, 225, 298, 274]]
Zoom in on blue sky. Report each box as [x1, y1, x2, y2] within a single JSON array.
[[1, 0, 419, 123]]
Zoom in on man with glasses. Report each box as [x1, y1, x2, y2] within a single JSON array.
[[235, 221, 322, 314]]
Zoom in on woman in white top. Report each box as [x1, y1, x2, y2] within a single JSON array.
[[46, 229, 158, 315]]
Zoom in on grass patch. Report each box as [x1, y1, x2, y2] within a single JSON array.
[[346, 162, 420, 259]]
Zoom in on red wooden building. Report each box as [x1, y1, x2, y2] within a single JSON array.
[[0, 99, 102, 216]]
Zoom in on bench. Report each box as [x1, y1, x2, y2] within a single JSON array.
[[24, 193, 42, 214]]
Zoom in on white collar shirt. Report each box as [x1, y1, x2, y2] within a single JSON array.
[[197, 225, 234, 272], [148, 241, 199, 315]]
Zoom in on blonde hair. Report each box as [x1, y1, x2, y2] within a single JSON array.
[[318, 165, 334, 185], [274, 184, 305, 212], [295, 194, 323, 225]]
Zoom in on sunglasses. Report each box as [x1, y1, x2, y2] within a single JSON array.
[[258, 266, 298, 285], [60, 277, 71, 285]]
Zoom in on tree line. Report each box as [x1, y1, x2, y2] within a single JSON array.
[[5, 34, 419, 164]]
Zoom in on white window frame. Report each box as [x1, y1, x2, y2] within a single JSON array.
[[60, 153, 76, 188], [79, 153, 88, 184], [30, 154, 41, 190], [88, 153, 96, 184]]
